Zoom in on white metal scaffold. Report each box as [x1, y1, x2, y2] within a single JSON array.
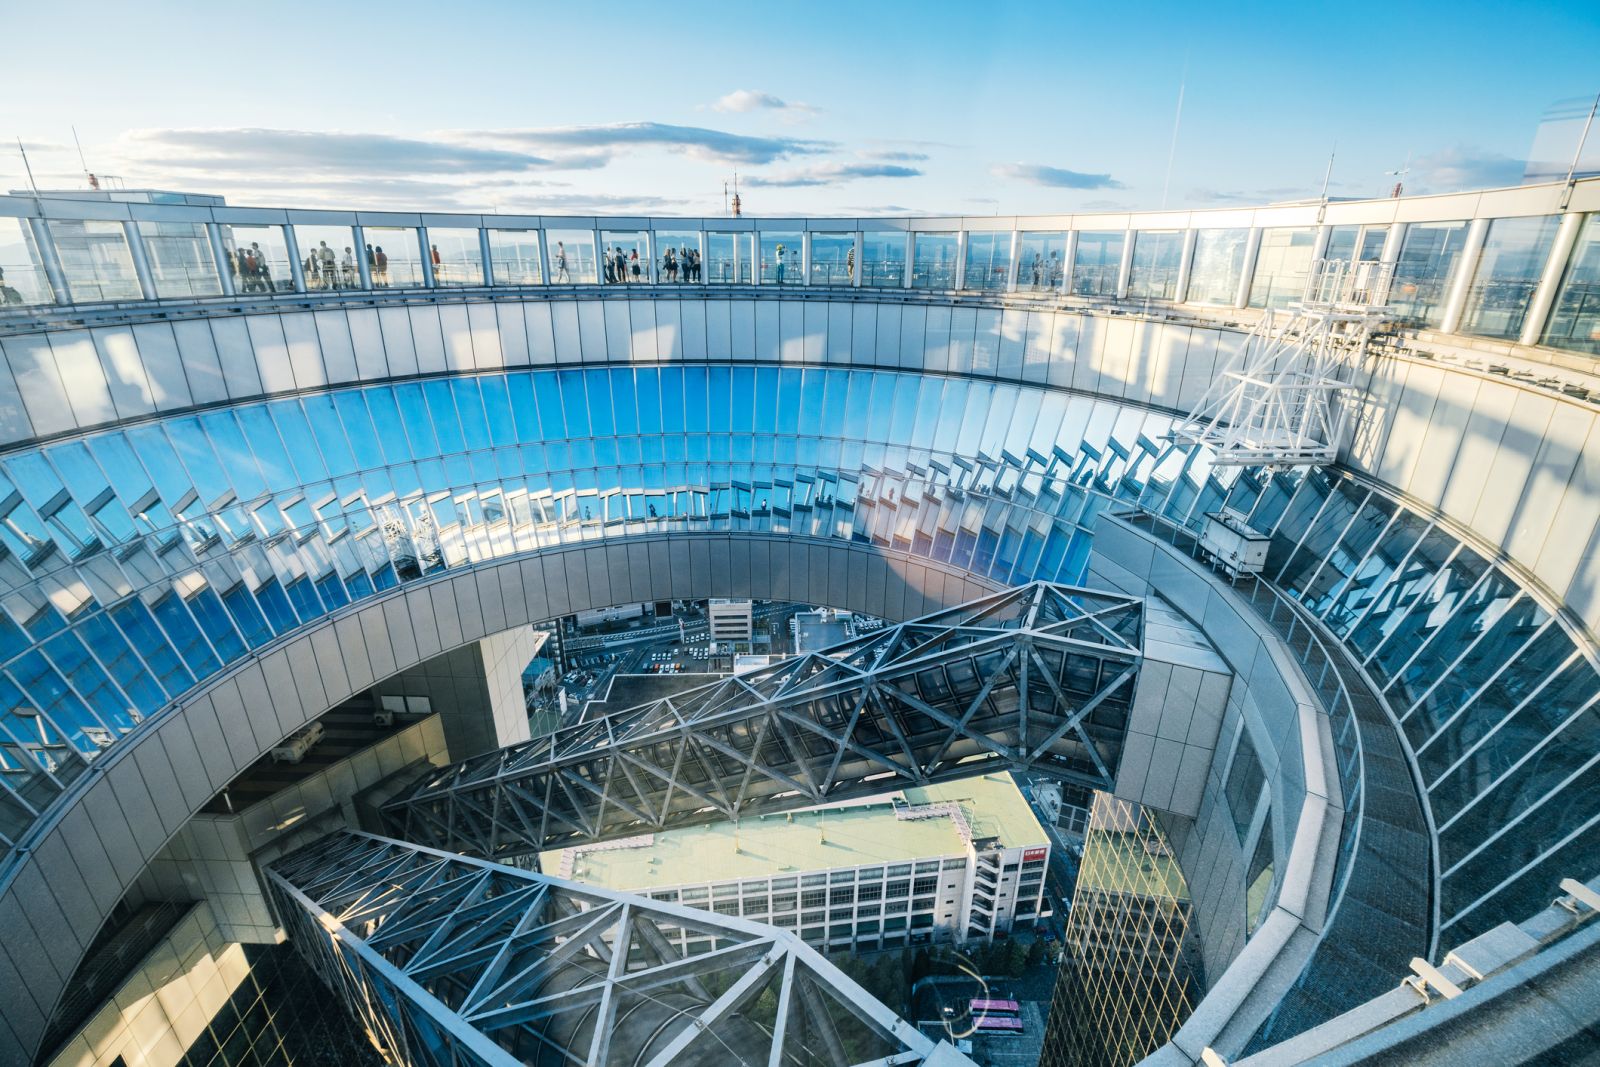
[[1172, 258, 1394, 468]]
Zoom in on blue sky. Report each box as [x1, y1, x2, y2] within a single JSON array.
[[4, 0, 1597, 216]]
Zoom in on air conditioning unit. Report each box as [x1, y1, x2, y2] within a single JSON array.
[[1200, 511, 1270, 578]]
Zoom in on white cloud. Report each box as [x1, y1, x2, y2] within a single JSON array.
[[744, 162, 922, 188], [710, 90, 818, 121], [990, 162, 1124, 190]]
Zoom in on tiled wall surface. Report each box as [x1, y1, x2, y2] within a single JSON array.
[[44, 902, 247, 1067], [134, 714, 448, 944]]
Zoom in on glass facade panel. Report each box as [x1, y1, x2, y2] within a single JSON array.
[[963, 231, 1010, 291], [1391, 221, 1468, 327], [809, 232, 855, 285], [654, 230, 700, 283], [294, 225, 363, 291], [1071, 230, 1124, 297], [545, 228, 596, 284], [1248, 227, 1315, 308], [1127, 230, 1183, 301], [1185, 229, 1247, 305], [911, 232, 957, 289], [138, 221, 221, 298], [860, 231, 906, 287], [704, 231, 752, 284], [50, 219, 142, 302], [601, 230, 648, 285], [1541, 212, 1600, 354], [427, 227, 484, 287], [487, 229, 543, 285], [218, 223, 293, 295], [362, 226, 421, 288], [758, 231, 801, 285], [1461, 215, 1559, 339], [1017, 231, 1066, 292], [0, 216, 53, 305]]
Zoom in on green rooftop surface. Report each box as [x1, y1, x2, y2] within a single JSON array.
[[543, 774, 1048, 891]]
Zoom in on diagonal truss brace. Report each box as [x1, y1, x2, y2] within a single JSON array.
[[382, 581, 1144, 859], [267, 831, 971, 1067]]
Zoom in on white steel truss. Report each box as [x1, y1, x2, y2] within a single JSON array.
[[267, 831, 975, 1067], [1173, 258, 1394, 469], [383, 581, 1143, 860]]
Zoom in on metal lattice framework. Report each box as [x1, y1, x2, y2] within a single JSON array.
[[384, 581, 1143, 859], [267, 831, 973, 1067], [1173, 258, 1393, 468]]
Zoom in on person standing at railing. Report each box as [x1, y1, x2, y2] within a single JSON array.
[[252, 243, 274, 292], [630, 249, 641, 283], [555, 241, 570, 283], [845, 245, 855, 283], [663, 247, 677, 282], [342, 246, 356, 288], [374, 246, 389, 287], [774, 243, 787, 283], [318, 241, 337, 289], [430, 243, 442, 281]]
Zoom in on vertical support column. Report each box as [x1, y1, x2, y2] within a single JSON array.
[[29, 217, 72, 305], [800, 230, 812, 286], [594, 225, 605, 285], [1005, 229, 1021, 291], [902, 231, 914, 289], [353, 224, 373, 290], [1438, 217, 1490, 335], [1173, 228, 1198, 304], [418, 225, 436, 287], [1379, 222, 1407, 265], [1234, 227, 1263, 308], [642, 229, 655, 284], [954, 229, 968, 290], [1310, 224, 1332, 262], [207, 223, 235, 297], [283, 224, 307, 293], [1518, 211, 1584, 347], [1115, 229, 1135, 299], [124, 220, 159, 301], [852, 231, 863, 288], [480, 226, 495, 287], [1062, 230, 1079, 295]]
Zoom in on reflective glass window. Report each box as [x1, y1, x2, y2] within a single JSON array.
[[363, 226, 421, 288], [1016, 231, 1066, 292], [1071, 230, 1124, 297], [600, 230, 648, 285], [963, 231, 1010, 291], [1391, 221, 1468, 327], [1127, 230, 1183, 300], [0, 216, 52, 305], [1324, 224, 1386, 266], [1248, 227, 1315, 308], [654, 230, 700, 284], [1541, 212, 1600, 354], [704, 231, 752, 284], [860, 231, 907, 287], [545, 228, 596, 284], [427, 227, 484, 287], [910, 232, 957, 289], [809, 232, 855, 285], [1186, 229, 1248, 305], [487, 229, 543, 285], [1461, 215, 1558, 339], [758, 231, 802, 285], [294, 224, 363, 291], [1224, 730, 1264, 843], [49, 219, 142, 302], [137, 221, 221, 298], [217, 223, 293, 295]]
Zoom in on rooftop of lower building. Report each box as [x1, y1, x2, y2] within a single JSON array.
[[543, 772, 1048, 890]]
